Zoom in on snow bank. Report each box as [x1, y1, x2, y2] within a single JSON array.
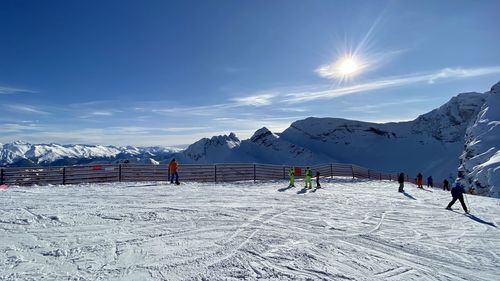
[[1, 180, 498, 280]]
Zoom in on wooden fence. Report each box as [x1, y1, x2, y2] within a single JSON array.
[[0, 163, 399, 186]]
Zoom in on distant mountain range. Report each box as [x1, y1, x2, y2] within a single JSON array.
[[1, 81, 499, 197], [0, 142, 181, 166]]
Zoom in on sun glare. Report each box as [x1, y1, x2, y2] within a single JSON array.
[[338, 57, 359, 76], [315, 53, 367, 82]]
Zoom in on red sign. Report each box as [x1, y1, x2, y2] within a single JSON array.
[[294, 167, 302, 176]]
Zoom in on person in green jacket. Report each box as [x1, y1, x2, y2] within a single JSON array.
[[288, 167, 295, 187], [305, 167, 313, 189]]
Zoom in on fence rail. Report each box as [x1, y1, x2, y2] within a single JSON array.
[[0, 163, 400, 186]]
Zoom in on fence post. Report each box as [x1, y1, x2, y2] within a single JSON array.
[[118, 164, 122, 182], [389, 174, 392, 181], [351, 165, 355, 179], [283, 166, 285, 180], [62, 167, 66, 185], [0, 168, 3, 185], [380, 173, 382, 180], [368, 170, 371, 179], [331, 164, 333, 179], [253, 164, 256, 183], [214, 165, 217, 183]]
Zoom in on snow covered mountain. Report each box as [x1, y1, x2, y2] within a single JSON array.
[[178, 89, 487, 185], [458, 81, 500, 197], [177, 127, 330, 165], [0, 141, 180, 166]]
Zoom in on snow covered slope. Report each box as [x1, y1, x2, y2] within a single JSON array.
[[459, 81, 500, 197], [0, 141, 180, 166], [1, 180, 498, 280]]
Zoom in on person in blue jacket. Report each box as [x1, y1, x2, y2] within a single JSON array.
[[427, 176, 433, 188], [446, 183, 468, 214]]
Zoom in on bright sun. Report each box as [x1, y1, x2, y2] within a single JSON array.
[[315, 53, 366, 81], [338, 57, 360, 76]]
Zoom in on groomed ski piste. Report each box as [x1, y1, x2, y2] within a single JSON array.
[[1, 179, 499, 280]]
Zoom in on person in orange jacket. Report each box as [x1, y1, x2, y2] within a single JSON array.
[[416, 173, 423, 188], [168, 158, 179, 185]]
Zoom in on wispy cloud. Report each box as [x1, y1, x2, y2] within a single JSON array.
[[90, 111, 113, 116], [128, 66, 500, 119], [6, 104, 51, 115], [0, 126, 222, 147], [145, 103, 234, 116], [161, 127, 212, 132], [285, 66, 500, 103], [0, 122, 44, 133], [341, 98, 432, 113], [231, 93, 275, 106], [0, 86, 38, 95]]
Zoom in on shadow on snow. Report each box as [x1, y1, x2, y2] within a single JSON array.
[[403, 192, 417, 200]]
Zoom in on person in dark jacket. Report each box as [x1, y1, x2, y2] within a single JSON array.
[[446, 183, 468, 213], [427, 176, 433, 188], [315, 171, 321, 188], [443, 179, 450, 191], [398, 173, 405, 192]]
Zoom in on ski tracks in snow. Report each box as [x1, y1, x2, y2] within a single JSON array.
[[0, 180, 499, 280]]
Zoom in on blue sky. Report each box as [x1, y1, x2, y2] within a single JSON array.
[[1, 0, 500, 147]]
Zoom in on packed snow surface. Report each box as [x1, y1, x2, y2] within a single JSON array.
[[1, 180, 499, 280]]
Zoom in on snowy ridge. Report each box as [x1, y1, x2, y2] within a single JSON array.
[[178, 127, 330, 165], [459, 81, 500, 197], [179, 89, 487, 186], [0, 180, 498, 280], [179, 132, 241, 163], [0, 141, 180, 166]]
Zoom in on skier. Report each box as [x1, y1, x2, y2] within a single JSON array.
[[443, 179, 450, 191], [168, 158, 180, 185], [446, 182, 468, 213], [288, 167, 295, 187], [398, 172, 405, 192], [315, 171, 321, 188], [427, 176, 433, 188], [416, 173, 423, 188], [304, 167, 313, 189]]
